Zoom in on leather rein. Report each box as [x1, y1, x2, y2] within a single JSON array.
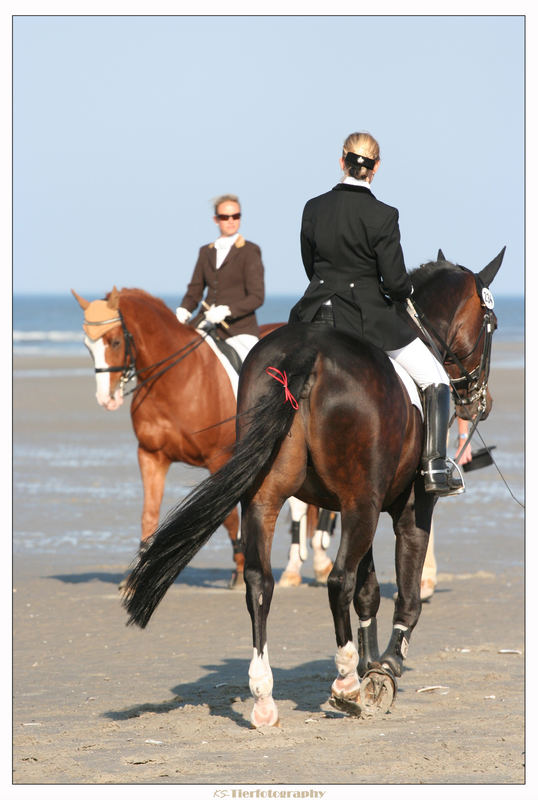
[[91, 310, 207, 396], [408, 287, 496, 419]]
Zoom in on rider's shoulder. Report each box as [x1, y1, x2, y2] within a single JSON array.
[[236, 237, 262, 254]]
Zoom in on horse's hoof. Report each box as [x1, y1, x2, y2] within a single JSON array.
[[359, 667, 397, 716], [229, 570, 245, 590], [313, 561, 333, 585], [278, 571, 302, 587], [250, 697, 280, 728], [420, 578, 436, 602], [328, 695, 363, 717]]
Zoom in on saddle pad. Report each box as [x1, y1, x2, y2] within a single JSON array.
[[197, 328, 422, 416], [389, 358, 423, 418], [196, 328, 240, 397]]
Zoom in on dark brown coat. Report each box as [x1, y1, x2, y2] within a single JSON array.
[[180, 236, 265, 338]]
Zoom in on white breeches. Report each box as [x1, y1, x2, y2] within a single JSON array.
[[386, 337, 449, 390], [225, 333, 259, 360]]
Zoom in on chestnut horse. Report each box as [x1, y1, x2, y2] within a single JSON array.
[[123, 250, 503, 726], [73, 287, 332, 586]]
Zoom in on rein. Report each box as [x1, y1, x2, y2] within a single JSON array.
[[92, 310, 208, 397], [406, 297, 496, 421]]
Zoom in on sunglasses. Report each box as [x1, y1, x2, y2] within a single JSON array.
[[216, 213, 241, 221]]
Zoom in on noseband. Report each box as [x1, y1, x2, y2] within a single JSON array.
[[90, 309, 208, 397], [92, 311, 138, 391], [445, 308, 495, 416], [411, 277, 496, 418]]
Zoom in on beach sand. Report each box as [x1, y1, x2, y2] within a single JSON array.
[[12, 348, 525, 786]]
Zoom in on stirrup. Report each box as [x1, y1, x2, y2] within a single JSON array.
[[422, 457, 465, 496]]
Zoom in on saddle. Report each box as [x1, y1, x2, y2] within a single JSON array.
[[203, 325, 243, 374]]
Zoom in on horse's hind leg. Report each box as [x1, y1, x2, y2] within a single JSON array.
[[353, 547, 381, 676], [328, 507, 379, 706], [381, 480, 435, 677], [243, 499, 281, 727]]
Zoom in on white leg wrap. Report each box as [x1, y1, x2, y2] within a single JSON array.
[[335, 641, 359, 678], [288, 497, 308, 562], [248, 646, 273, 700], [284, 542, 302, 574], [311, 530, 332, 573]]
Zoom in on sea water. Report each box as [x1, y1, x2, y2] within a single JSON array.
[[13, 293, 524, 569], [13, 293, 524, 359]]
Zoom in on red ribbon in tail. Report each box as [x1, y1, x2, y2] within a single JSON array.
[[265, 366, 299, 410]]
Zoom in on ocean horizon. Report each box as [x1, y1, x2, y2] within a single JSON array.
[[13, 292, 524, 360]]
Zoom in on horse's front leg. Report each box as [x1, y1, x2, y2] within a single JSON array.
[[328, 507, 378, 705], [137, 447, 171, 545], [382, 480, 435, 677], [243, 500, 280, 728]]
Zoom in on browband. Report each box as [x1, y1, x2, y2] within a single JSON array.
[[345, 151, 377, 171]]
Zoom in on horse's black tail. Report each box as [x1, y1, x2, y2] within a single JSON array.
[[122, 342, 318, 629]]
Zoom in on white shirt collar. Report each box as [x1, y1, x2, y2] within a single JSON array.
[[214, 233, 239, 250], [342, 176, 371, 189]]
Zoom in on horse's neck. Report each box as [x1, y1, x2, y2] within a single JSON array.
[[123, 299, 201, 369], [414, 275, 469, 336]]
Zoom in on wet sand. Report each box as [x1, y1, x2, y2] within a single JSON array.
[[12, 347, 525, 788]]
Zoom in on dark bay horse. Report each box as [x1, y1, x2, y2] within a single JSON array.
[[73, 287, 331, 586], [123, 250, 503, 726]]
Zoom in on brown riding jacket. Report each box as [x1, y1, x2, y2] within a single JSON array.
[[180, 236, 265, 338]]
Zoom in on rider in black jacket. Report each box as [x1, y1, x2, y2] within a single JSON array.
[[290, 131, 462, 496]]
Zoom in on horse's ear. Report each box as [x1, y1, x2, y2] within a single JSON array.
[[108, 286, 121, 309], [437, 249, 446, 261], [478, 246, 506, 287], [71, 289, 90, 310]]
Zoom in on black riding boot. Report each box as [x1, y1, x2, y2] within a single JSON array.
[[422, 384, 464, 496]]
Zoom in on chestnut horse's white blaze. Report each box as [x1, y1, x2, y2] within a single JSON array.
[[84, 335, 124, 411]]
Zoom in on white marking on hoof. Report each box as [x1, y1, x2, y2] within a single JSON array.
[[278, 570, 302, 587], [332, 641, 360, 699], [248, 646, 273, 700], [251, 696, 279, 728], [335, 641, 359, 677]]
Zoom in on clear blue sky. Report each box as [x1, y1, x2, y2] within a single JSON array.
[[13, 14, 524, 298]]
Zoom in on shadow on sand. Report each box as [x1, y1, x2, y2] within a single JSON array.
[[47, 566, 402, 597], [100, 656, 347, 728]]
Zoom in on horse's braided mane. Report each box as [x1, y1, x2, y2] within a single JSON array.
[[409, 259, 461, 292]]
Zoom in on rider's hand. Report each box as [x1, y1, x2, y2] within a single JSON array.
[[175, 307, 191, 324], [455, 436, 472, 465], [204, 304, 231, 324]]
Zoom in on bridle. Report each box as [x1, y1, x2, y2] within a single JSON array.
[[409, 271, 497, 420], [91, 311, 138, 393], [89, 309, 207, 396]]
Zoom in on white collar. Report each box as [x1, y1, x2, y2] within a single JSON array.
[[342, 176, 371, 189], [214, 233, 239, 250]]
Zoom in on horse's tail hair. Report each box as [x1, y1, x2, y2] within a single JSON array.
[[122, 343, 319, 629]]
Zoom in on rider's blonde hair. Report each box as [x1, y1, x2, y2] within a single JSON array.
[[213, 194, 241, 214], [342, 132, 380, 180]]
